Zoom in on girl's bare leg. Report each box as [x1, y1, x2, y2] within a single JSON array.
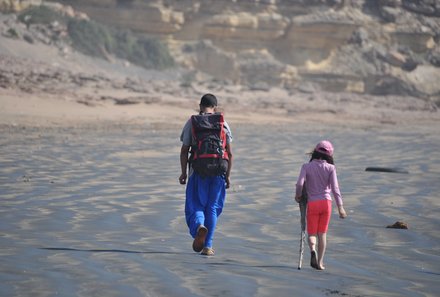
[[317, 232, 327, 270], [308, 234, 317, 252], [308, 235, 319, 269]]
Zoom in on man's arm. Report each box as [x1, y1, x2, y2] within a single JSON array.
[[179, 145, 190, 185], [225, 143, 232, 189]]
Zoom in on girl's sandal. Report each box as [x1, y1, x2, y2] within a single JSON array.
[[310, 251, 319, 269]]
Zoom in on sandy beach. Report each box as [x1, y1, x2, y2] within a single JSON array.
[[1, 14, 440, 295], [1, 89, 440, 297]]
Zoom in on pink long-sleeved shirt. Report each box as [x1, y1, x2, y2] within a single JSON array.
[[295, 159, 343, 206]]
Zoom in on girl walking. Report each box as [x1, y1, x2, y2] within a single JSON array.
[[295, 140, 347, 270]]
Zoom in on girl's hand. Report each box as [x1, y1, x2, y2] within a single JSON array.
[[338, 205, 347, 219]]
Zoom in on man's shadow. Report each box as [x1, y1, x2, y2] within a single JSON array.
[[40, 247, 186, 255]]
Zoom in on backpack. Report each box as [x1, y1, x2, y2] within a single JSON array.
[[190, 113, 229, 177]]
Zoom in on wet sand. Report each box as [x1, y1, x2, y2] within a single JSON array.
[[1, 121, 439, 297]]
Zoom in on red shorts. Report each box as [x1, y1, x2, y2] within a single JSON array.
[[307, 199, 332, 235]]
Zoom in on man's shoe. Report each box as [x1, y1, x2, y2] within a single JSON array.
[[201, 247, 215, 256], [192, 225, 208, 252]]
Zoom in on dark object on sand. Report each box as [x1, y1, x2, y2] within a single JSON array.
[[365, 167, 409, 174], [386, 221, 408, 229]]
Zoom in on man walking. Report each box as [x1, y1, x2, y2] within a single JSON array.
[[179, 94, 233, 256]]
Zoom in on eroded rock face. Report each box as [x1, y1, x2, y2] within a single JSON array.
[[202, 12, 289, 42], [59, 1, 184, 35], [0, 0, 41, 12], [2, 0, 439, 100]]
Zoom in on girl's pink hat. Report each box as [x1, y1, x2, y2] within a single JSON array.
[[315, 140, 334, 156]]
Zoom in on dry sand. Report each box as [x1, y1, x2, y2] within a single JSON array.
[[1, 87, 440, 297], [1, 33, 440, 297]]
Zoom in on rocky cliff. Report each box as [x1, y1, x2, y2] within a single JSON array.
[[2, 0, 440, 102]]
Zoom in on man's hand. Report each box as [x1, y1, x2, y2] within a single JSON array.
[[179, 173, 187, 185], [225, 176, 230, 189], [179, 145, 190, 185], [295, 196, 302, 203]]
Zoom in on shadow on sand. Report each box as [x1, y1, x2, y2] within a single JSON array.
[[40, 247, 187, 255]]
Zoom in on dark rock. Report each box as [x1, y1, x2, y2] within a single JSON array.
[[23, 33, 34, 43], [114, 98, 139, 105], [428, 48, 440, 67], [370, 76, 416, 97], [401, 59, 418, 71], [365, 167, 409, 173], [386, 221, 408, 229], [402, 0, 440, 17], [349, 28, 369, 46], [380, 6, 401, 22]]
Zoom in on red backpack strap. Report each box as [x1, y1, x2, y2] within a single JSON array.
[[218, 113, 229, 160]]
